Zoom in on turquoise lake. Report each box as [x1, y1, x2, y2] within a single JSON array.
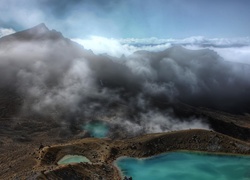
[[116, 152, 250, 180], [83, 121, 109, 138]]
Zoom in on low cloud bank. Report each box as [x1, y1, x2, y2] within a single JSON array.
[[73, 36, 250, 65], [2, 26, 250, 138], [0, 27, 16, 38]]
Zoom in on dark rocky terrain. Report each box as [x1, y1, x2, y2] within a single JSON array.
[[0, 24, 250, 179]]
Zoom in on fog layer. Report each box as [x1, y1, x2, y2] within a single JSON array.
[[1, 25, 250, 137]]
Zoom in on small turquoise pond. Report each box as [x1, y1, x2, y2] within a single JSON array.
[[116, 152, 250, 180], [58, 155, 91, 165], [83, 121, 109, 138]]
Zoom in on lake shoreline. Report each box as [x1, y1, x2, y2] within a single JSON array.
[[113, 150, 250, 179], [115, 151, 250, 180], [34, 129, 250, 179]]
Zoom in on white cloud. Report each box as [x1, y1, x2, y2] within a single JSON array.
[[139, 111, 210, 133], [72, 36, 132, 57], [0, 28, 16, 38], [119, 36, 250, 47], [211, 46, 250, 64], [2, 31, 249, 136], [72, 36, 171, 57], [72, 36, 250, 64]]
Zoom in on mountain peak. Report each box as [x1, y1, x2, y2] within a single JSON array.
[[0, 23, 65, 43], [30, 23, 49, 33], [21, 23, 50, 37]]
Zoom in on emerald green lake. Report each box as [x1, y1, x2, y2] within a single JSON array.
[[83, 121, 109, 138], [116, 152, 250, 180], [58, 155, 91, 165]]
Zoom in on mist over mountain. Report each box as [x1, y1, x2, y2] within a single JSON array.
[[1, 0, 250, 178], [73, 36, 250, 64], [1, 24, 250, 136]]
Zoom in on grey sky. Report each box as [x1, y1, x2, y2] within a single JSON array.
[[0, 0, 250, 38]]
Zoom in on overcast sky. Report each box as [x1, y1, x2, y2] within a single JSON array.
[[0, 0, 250, 38]]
